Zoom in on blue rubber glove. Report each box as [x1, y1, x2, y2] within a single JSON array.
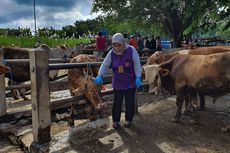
[[95, 76, 103, 85], [135, 77, 142, 88]]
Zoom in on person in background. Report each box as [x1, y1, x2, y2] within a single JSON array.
[[144, 36, 151, 50], [137, 34, 144, 49], [143, 36, 151, 56], [156, 36, 162, 51], [95, 33, 142, 129], [129, 35, 138, 49], [150, 35, 156, 52], [94, 31, 107, 58]]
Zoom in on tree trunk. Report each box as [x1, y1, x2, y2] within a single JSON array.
[[173, 34, 183, 48], [162, 7, 184, 48]]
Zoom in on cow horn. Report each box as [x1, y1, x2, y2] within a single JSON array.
[[159, 53, 165, 65]]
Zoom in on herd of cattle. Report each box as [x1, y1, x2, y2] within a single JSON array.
[[143, 45, 230, 121], [0, 44, 230, 124]]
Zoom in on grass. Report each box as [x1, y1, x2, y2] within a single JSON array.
[[0, 36, 91, 48]]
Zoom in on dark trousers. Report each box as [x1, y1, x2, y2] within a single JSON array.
[[112, 88, 136, 122]]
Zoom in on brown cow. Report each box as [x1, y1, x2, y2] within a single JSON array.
[[146, 46, 230, 65], [143, 46, 230, 111], [1, 44, 73, 100], [143, 52, 230, 122], [0, 64, 10, 74], [68, 54, 106, 126]]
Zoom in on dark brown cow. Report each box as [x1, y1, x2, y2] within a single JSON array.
[[1, 44, 73, 100], [68, 54, 106, 126], [144, 52, 230, 122], [0, 64, 10, 75], [144, 46, 230, 111]]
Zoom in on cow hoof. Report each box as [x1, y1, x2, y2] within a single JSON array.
[[170, 117, 180, 123]]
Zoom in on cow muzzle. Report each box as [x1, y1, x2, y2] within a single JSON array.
[[149, 84, 160, 95]]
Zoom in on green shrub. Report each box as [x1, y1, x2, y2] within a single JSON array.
[[0, 36, 90, 48]]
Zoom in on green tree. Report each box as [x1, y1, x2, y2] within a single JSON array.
[[92, 0, 229, 47]]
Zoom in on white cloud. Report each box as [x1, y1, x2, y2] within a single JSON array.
[[0, 0, 101, 30]]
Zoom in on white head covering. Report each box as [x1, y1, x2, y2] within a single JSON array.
[[112, 33, 125, 45], [112, 33, 129, 55]]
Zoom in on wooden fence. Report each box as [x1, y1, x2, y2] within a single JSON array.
[[0, 49, 148, 143]]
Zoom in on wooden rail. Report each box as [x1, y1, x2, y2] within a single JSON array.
[[0, 48, 148, 143]]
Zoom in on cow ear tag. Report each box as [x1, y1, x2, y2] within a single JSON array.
[[118, 66, 124, 73]]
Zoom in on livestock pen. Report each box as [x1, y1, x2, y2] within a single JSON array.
[[0, 48, 149, 150], [2, 48, 230, 153]]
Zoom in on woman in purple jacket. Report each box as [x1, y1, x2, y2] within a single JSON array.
[[95, 33, 142, 129]]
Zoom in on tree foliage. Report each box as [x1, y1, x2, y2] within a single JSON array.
[[92, 0, 229, 47]]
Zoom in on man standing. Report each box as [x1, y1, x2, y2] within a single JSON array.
[[129, 35, 138, 49], [94, 31, 107, 58], [150, 35, 156, 52]]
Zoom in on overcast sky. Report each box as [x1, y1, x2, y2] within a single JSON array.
[[0, 0, 100, 31]]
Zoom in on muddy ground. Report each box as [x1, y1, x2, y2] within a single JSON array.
[[1, 90, 230, 153]]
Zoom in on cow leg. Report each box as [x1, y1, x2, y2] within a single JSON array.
[[191, 94, 198, 112], [184, 88, 197, 115], [186, 91, 198, 114], [19, 88, 28, 100], [12, 89, 20, 100], [199, 93, 205, 111], [87, 106, 97, 121], [171, 90, 185, 122], [68, 103, 75, 126], [7, 80, 19, 100], [184, 95, 192, 115]]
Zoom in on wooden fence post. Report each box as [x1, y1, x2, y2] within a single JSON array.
[[0, 51, 6, 116], [30, 49, 51, 143]]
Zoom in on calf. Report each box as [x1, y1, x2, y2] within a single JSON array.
[[144, 52, 230, 122], [68, 54, 106, 126]]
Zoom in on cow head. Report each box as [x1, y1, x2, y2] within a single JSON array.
[[146, 51, 165, 65], [73, 76, 106, 110], [0, 65, 10, 75], [39, 44, 73, 59], [143, 64, 169, 94], [59, 45, 73, 58], [142, 51, 165, 81]]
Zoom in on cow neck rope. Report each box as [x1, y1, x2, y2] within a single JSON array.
[[82, 63, 93, 83]]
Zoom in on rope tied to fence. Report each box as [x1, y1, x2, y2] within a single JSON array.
[[82, 62, 93, 82]]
